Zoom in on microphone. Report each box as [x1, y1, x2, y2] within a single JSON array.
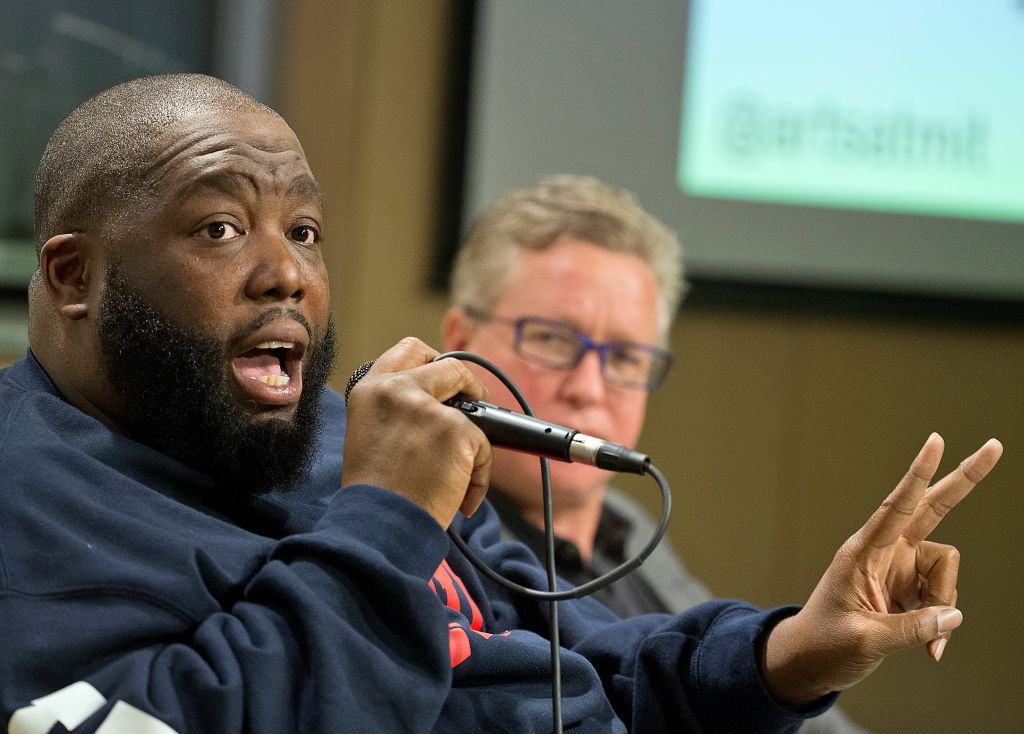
[[344, 359, 650, 474]]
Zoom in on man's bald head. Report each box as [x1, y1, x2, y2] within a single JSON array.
[[29, 74, 335, 493], [34, 73, 275, 251]]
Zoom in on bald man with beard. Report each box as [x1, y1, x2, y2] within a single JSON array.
[[0, 74, 1003, 733]]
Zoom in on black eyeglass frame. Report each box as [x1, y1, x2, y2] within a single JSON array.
[[464, 306, 672, 391]]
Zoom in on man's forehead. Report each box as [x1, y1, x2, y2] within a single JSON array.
[[157, 108, 302, 157], [145, 110, 317, 196], [492, 242, 661, 338]]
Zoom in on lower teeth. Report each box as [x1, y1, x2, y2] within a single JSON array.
[[258, 374, 290, 386]]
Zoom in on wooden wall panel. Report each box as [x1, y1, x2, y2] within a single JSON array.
[[278, 2, 1024, 729]]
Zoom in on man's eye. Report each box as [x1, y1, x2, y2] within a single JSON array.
[[539, 331, 573, 345], [608, 347, 642, 368], [291, 225, 320, 245], [198, 221, 242, 240], [527, 330, 564, 344], [524, 329, 577, 354]]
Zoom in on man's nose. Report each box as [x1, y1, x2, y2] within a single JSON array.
[[559, 347, 608, 405], [245, 232, 305, 302]]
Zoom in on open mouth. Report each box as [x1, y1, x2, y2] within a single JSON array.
[[235, 341, 295, 385], [231, 336, 306, 406]]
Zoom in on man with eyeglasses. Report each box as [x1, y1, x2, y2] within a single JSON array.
[[441, 175, 866, 731], [443, 175, 704, 614]]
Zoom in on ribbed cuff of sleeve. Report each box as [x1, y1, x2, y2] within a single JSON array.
[[693, 603, 839, 732]]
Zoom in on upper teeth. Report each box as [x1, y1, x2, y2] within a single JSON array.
[[257, 341, 294, 350]]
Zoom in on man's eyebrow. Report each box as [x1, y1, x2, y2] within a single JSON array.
[[177, 170, 258, 200], [175, 171, 322, 205], [286, 176, 323, 204]]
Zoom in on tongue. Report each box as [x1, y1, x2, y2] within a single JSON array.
[[233, 349, 282, 380]]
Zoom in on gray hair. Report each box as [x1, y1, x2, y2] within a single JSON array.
[[450, 175, 685, 338], [34, 73, 275, 251]]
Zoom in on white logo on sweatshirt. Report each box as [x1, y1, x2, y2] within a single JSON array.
[[8, 681, 179, 734]]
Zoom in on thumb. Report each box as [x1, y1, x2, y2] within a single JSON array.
[[885, 606, 963, 658]]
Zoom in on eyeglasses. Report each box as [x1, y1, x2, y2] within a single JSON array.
[[465, 307, 672, 391]]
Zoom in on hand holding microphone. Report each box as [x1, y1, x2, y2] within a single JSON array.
[[346, 353, 650, 475], [343, 340, 672, 603], [339, 338, 493, 527]]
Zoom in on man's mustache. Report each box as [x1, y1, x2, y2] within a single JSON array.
[[231, 308, 314, 345]]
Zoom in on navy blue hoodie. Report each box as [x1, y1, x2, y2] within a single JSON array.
[[0, 353, 830, 732]]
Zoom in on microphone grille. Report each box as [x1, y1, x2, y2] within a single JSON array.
[[344, 359, 376, 404]]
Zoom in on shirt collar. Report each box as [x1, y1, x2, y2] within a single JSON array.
[[486, 487, 634, 578]]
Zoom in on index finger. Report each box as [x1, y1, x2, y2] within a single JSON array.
[[348, 338, 488, 404], [367, 336, 439, 374], [901, 438, 1003, 543], [406, 356, 489, 403], [855, 433, 944, 550]]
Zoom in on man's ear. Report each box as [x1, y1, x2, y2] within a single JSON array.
[[38, 233, 94, 320], [441, 307, 472, 352]]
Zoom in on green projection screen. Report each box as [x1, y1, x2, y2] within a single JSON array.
[[463, 0, 1024, 305], [680, 1, 1024, 225]]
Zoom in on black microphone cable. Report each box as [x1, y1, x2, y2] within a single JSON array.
[[346, 353, 674, 734], [434, 352, 673, 734]]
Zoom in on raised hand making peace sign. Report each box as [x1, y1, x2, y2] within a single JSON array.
[[762, 433, 1004, 707]]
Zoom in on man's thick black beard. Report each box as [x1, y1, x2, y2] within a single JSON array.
[[97, 266, 336, 495]]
